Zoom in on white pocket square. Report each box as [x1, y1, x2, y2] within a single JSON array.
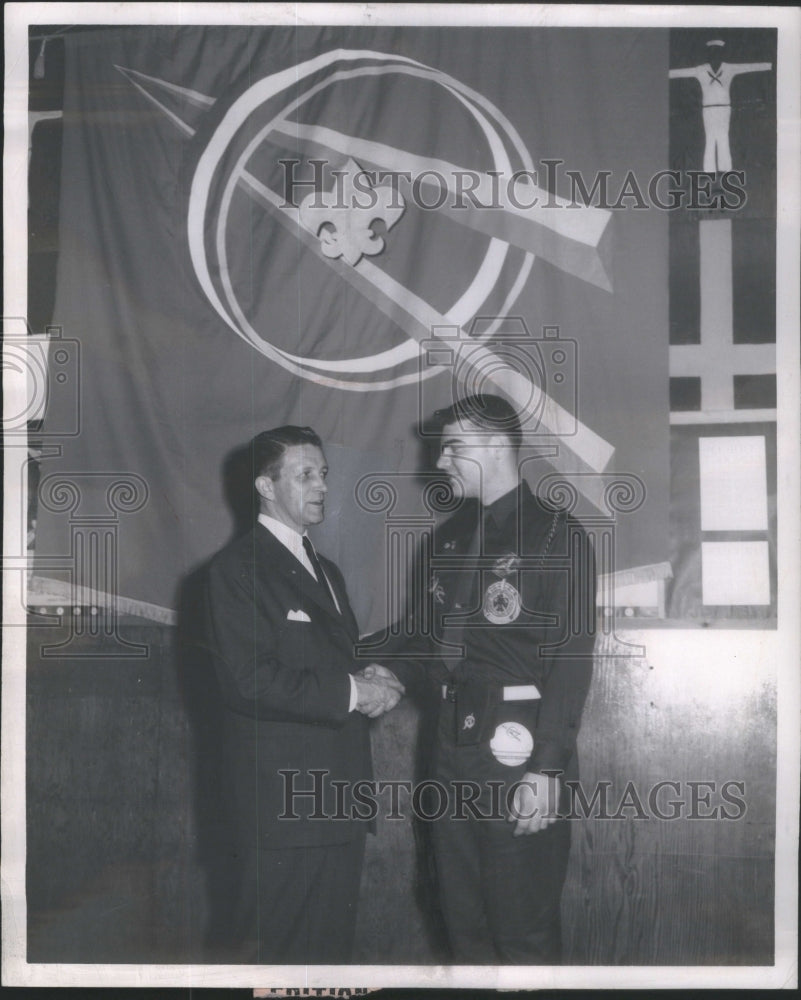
[[286, 608, 311, 623]]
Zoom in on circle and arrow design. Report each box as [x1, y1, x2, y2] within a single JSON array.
[[117, 50, 615, 493]]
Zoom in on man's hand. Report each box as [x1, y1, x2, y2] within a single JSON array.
[[359, 663, 401, 684], [507, 772, 560, 836], [353, 664, 405, 718]]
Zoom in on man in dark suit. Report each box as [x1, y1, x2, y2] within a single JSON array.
[[205, 425, 403, 964]]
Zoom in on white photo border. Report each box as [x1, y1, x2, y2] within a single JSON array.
[[3, 2, 799, 990]]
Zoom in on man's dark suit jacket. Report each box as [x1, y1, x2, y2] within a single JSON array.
[[205, 522, 372, 850]]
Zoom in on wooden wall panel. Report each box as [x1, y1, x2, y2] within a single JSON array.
[[562, 632, 775, 965], [26, 622, 774, 965]]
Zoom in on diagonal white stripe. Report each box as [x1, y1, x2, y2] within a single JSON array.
[[114, 65, 216, 107], [115, 67, 196, 137]]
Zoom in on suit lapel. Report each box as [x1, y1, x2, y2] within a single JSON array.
[[318, 553, 360, 642], [254, 523, 353, 629]]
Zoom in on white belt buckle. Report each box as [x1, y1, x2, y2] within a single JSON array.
[[502, 684, 541, 701]]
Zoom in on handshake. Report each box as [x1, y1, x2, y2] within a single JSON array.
[[352, 664, 405, 718]]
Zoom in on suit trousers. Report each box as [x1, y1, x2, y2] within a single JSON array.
[[215, 830, 367, 964]]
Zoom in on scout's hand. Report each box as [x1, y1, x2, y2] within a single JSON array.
[[353, 665, 405, 718], [508, 773, 560, 836]]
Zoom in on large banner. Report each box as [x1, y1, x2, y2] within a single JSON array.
[[32, 25, 673, 628]]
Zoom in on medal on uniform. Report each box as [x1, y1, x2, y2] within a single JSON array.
[[482, 552, 522, 624]]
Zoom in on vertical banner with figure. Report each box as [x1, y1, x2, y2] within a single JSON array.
[[667, 28, 777, 622]]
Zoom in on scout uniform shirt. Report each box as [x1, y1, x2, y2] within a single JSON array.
[[427, 483, 596, 783]]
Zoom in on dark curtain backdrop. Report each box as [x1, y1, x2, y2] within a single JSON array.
[[33, 26, 670, 629]]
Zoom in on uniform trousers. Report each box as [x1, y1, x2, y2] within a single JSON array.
[[431, 705, 572, 964], [702, 104, 732, 172]]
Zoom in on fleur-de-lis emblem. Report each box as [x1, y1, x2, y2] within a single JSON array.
[[299, 158, 406, 267], [429, 573, 446, 605]]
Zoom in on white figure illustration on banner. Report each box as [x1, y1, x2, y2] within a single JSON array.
[[669, 40, 772, 172]]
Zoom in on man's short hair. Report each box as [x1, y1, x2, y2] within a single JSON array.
[[434, 394, 523, 448], [250, 425, 323, 481]]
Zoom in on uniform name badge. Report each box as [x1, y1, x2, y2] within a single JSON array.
[[482, 553, 522, 624]]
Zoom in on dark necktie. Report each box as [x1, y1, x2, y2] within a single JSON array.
[[302, 536, 337, 608]]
